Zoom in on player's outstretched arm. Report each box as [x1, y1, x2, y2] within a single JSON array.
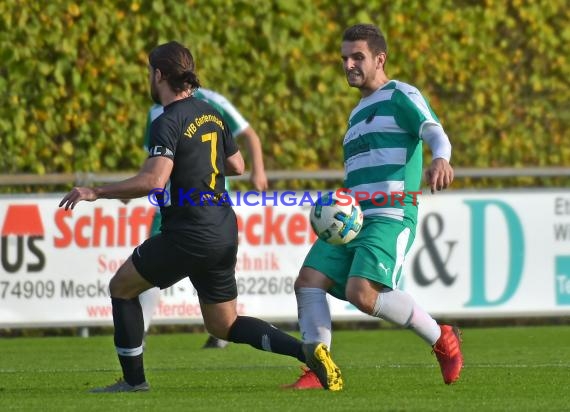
[[59, 156, 173, 210], [239, 126, 268, 191], [58, 187, 98, 210], [225, 150, 245, 176], [421, 122, 453, 194], [424, 158, 454, 194]]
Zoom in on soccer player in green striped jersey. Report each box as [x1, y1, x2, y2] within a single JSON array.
[[285, 24, 463, 389]]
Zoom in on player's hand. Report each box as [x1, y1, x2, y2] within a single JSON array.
[[59, 187, 98, 210], [250, 170, 269, 192], [424, 158, 454, 194]]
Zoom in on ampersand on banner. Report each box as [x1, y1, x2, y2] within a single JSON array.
[[412, 213, 458, 286]]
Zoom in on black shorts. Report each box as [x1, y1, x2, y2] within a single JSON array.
[[131, 232, 238, 304]]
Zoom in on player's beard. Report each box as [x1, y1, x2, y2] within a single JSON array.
[[150, 78, 161, 104]]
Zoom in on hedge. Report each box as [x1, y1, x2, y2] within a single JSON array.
[[1, 0, 568, 190]]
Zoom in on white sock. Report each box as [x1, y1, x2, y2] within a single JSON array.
[[296, 287, 332, 348], [139, 287, 161, 333], [372, 289, 440, 345]]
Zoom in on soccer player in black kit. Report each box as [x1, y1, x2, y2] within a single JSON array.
[[59, 41, 342, 392]]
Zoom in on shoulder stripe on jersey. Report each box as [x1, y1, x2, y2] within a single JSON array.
[[349, 88, 395, 122], [363, 208, 404, 220], [350, 180, 405, 199], [394, 87, 435, 123], [344, 116, 406, 146], [345, 148, 407, 175]]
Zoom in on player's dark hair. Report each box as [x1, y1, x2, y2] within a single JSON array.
[[342, 24, 387, 56], [149, 41, 201, 93]]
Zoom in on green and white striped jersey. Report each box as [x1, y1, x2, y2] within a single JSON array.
[[343, 80, 442, 226], [194, 88, 249, 137], [143, 88, 249, 149], [143, 103, 165, 151], [143, 88, 250, 191]]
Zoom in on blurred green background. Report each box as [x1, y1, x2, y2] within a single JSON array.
[[1, 0, 568, 188]]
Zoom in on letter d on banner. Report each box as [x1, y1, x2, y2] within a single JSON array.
[[464, 200, 524, 307]]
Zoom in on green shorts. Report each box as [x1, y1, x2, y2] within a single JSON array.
[[303, 216, 416, 301], [150, 208, 161, 236]]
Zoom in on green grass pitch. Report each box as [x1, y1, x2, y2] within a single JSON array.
[[1, 325, 569, 411]]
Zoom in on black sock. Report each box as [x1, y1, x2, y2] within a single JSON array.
[[227, 316, 305, 362], [112, 297, 146, 385]]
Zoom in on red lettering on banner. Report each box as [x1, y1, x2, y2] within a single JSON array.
[[75, 216, 91, 248], [93, 208, 114, 247], [264, 207, 285, 244], [53, 210, 72, 247], [97, 254, 127, 274], [287, 214, 307, 245], [242, 213, 262, 245], [237, 251, 280, 271], [118, 207, 127, 246], [236, 207, 317, 245], [2, 205, 44, 236], [53, 207, 154, 248], [156, 300, 202, 317]]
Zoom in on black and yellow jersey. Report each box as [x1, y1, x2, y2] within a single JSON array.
[[147, 96, 239, 244]]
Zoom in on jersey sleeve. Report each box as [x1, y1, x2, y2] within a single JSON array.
[[195, 88, 250, 136], [144, 104, 165, 150], [392, 86, 441, 139], [221, 118, 239, 158], [143, 111, 152, 151], [148, 116, 176, 160], [216, 96, 249, 137]]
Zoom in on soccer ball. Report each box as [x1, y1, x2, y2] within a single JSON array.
[[310, 192, 364, 245]]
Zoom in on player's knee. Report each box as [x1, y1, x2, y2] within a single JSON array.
[[201, 300, 238, 340], [108, 275, 126, 298], [346, 289, 375, 315], [204, 321, 232, 340], [294, 267, 331, 290], [294, 276, 308, 290], [109, 273, 138, 299]]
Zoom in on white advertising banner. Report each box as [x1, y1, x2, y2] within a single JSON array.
[[403, 190, 570, 318], [0, 190, 569, 327]]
